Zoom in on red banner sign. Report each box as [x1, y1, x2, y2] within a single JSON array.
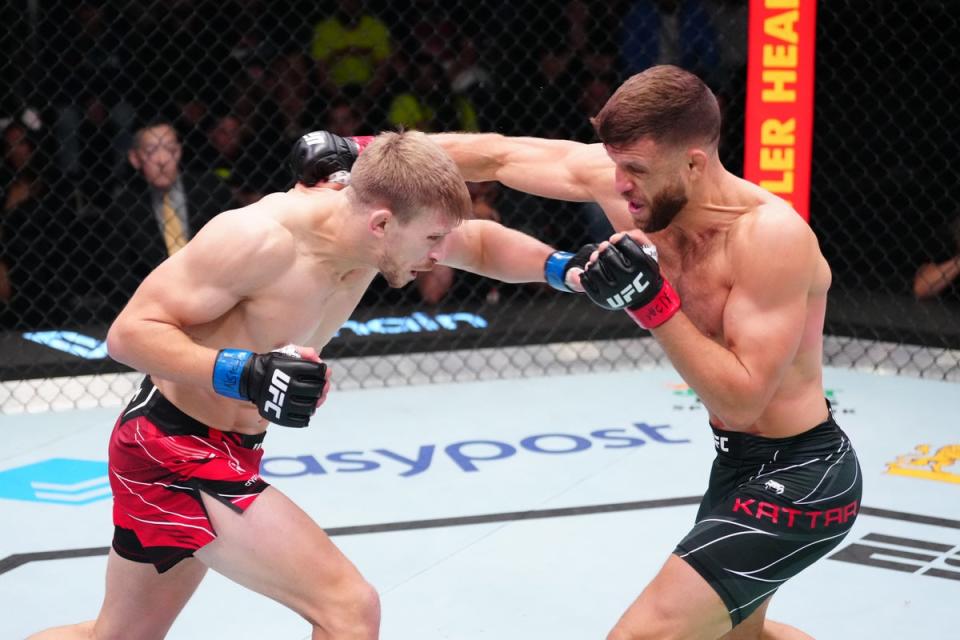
[[744, 0, 817, 221]]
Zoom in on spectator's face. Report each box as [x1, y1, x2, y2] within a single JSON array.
[[3, 126, 34, 171], [210, 117, 242, 159], [129, 125, 182, 191]]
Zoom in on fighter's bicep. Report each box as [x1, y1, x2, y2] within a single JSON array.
[[723, 218, 817, 389], [495, 140, 612, 203], [723, 280, 808, 386], [128, 258, 244, 329]]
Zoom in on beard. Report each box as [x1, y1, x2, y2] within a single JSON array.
[[642, 180, 688, 233]]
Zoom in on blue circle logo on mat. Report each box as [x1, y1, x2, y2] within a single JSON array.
[[0, 458, 111, 505]]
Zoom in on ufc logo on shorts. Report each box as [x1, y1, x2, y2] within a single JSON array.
[[262, 369, 291, 420], [606, 272, 650, 309], [713, 434, 730, 452]]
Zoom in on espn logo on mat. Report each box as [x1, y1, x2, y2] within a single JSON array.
[[0, 458, 110, 505], [829, 532, 960, 581]]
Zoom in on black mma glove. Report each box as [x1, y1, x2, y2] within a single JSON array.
[[544, 243, 598, 292], [212, 348, 327, 428], [289, 131, 374, 186], [580, 235, 681, 329]]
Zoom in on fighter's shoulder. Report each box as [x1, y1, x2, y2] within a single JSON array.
[[727, 203, 818, 282], [199, 198, 297, 258], [732, 201, 815, 249]]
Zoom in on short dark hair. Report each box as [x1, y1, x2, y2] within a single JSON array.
[[591, 65, 721, 150]]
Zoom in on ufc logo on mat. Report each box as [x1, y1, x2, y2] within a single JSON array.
[[606, 273, 651, 308], [262, 369, 291, 419]]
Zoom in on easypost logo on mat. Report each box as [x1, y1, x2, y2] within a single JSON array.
[[260, 422, 691, 479], [0, 458, 111, 505]]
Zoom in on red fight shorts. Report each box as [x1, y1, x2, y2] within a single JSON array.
[[109, 377, 269, 572]]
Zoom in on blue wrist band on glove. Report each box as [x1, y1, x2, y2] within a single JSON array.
[[545, 251, 575, 292], [213, 349, 253, 400]]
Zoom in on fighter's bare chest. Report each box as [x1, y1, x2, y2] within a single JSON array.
[[240, 267, 375, 348], [657, 244, 732, 342]]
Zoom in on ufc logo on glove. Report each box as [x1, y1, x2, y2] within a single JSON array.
[[263, 369, 292, 420], [213, 349, 326, 428], [581, 236, 682, 330], [606, 272, 652, 309]]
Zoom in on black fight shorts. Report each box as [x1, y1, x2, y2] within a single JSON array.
[[675, 409, 862, 626]]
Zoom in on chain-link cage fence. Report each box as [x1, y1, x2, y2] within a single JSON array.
[[1, 0, 958, 413]]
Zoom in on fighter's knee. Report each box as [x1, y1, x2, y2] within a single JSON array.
[[607, 627, 633, 640], [347, 579, 381, 632], [607, 604, 687, 640], [26, 620, 97, 640], [309, 578, 380, 639]]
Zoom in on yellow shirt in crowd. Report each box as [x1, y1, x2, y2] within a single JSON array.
[[311, 16, 391, 87]]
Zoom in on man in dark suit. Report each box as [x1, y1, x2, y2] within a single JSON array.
[[111, 120, 235, 296]]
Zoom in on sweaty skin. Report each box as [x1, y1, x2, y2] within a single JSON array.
[[107, 184, 555, 434], [434, 133, 832, 437]]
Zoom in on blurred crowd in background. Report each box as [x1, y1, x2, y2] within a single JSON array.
[[2, 0, 958, 335]]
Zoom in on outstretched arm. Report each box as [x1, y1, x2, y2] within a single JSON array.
[[431, 133, 632, 230], [441, 219, 588, 290], [431, 134, 600, 198], [290, 130, 633, 230], [441, 219, 552, 283]]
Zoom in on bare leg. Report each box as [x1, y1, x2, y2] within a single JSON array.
[[195, 486, 380, 640], [761, 620, 815, 640], [607, 554, 731, 640], [25, 622, 94, 640], [719, 600, 815, 640], [28, 549, 207, 640]]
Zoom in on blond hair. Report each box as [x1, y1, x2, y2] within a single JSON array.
[[349, 131, 471, 224], [592, 65, 721, 150]]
